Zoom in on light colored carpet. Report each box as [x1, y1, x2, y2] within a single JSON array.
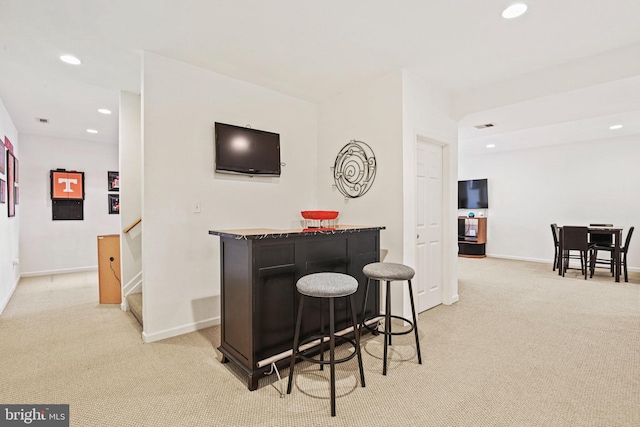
[[0, 258, 638, 427]]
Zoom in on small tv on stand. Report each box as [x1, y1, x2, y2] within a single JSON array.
[[458, 216, 487, 258]]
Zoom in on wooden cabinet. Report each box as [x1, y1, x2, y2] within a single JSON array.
[[210, 227, 382, 390], [97, 234, 122, 304], [458, 217, 487, 258]]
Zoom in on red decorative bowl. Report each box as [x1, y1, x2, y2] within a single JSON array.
[[301, 210, 339, 220]]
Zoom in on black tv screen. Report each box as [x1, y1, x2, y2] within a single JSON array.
[[215, 122, 281, 176], [458, 179, 488, 209]]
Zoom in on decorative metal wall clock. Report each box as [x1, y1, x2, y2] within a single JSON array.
[[332, 140, 377, 198]]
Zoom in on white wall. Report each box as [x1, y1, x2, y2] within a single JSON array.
[[119, 91, 142, 293], [317, 71, 404, 261], [458, 135, 640, 269], [141, 53, 318, 342], [317, 70, 459, 318], [401, 70, 459, 305], [18, 134, 119, 275], [0, 97, 19, 313]]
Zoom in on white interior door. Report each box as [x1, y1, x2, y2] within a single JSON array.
[[416, 139, 443, 312]]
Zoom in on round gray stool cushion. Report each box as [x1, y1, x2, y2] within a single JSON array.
[[296, 272, 358, 298], [363, 262, 415, 281]]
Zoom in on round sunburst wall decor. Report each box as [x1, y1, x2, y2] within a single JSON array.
[[332, 140, 377, 198]]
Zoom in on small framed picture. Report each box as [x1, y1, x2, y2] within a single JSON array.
[[7, 151, 15, 217], [0, 140, 5, 175], [108, 194, 119, 214], [51, 170, 84, 200], [0, 179, 5, 204], [108, 171, 119, 191]]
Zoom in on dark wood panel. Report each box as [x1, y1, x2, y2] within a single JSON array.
[[255, 271, 296, 362], [221, 240, 252, 364]]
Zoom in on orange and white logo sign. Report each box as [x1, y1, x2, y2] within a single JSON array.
[[52, 171, 84, 199]]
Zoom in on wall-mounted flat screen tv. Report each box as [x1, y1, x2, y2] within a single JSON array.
[[458, 179, 488, 209], [214, 122, 281, 176]]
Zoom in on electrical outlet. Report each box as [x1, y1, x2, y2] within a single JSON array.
[[193, 201, 201, 213]]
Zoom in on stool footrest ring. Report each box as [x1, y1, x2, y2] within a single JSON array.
[[362, 315, 415, 336], [297, 334, 358, 365]]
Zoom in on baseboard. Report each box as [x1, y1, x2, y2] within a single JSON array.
[[0, 274, 21, 315], [445, 294, 460, 305], [123, 272, 142, 296], [20, 266, 98, 277], [141, 316, 221, 344], [486, 254, 639, 272]]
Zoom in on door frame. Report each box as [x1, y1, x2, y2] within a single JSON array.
[[415, 138, 444, 312], [402, 130, 458, 320]]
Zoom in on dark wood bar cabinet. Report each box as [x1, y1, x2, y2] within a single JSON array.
[[209, 225, 384, 391]]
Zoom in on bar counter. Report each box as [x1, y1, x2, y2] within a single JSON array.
[[209, 225, 384, 390]]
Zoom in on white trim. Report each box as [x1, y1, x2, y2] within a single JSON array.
[[141, 316, 221, 343], [123, 271, 142, 297], [486, 254, 639, 273], [406, 129, 457, 314], [20, 266, 98, 277], [121, 273, 142, 312], [486, 254, 552, 263], [447, 294, 460, 304], [0, 274, 21, 315]]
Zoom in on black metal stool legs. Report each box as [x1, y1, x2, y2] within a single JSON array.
[[329, 298, 336, 416], [360, 273, 422, 375], [359, 278, 371, 329], [349, 294, 366, 388], [383, 280, 391, 375], [407, 279, 422, 364], [288, 290, 365, 417], [287, 296, 305, 395]]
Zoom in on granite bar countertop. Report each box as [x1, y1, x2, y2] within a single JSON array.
[[209, 225, 385, 240]]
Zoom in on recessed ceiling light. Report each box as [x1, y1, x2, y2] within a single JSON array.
[[98, 109, 112, 115], [502, 3, 528, 19], [609, 124, 623, 130], [486, 144, 496, 148], [87, 129, 98, 134], [60, 55, 82, 65]]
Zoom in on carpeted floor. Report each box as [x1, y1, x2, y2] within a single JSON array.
[[1, 258, 638, 426]]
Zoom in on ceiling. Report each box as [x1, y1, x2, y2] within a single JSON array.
[[1, 0, 640, 151]]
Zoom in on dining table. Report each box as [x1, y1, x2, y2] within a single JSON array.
[[557, 225, 623, 282]]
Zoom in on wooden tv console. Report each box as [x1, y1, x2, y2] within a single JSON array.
[[458, 217, 486, 258]]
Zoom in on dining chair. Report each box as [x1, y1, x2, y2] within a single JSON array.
[[589, 223, 614, 246], [561, 226, 593, 280], [550, 224, 560, 271], [588, 224, 615, 275], [590, 226, 634, 282]]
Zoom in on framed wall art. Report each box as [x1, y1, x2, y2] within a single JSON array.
[[0, 178, 5, 204], [108, 194, 119, 214], [51, 170, 85, 200], [108, 171, 119, 191], [0, 138, 5, 175], [50, 169, 85, 220], [7, 150, 15, 217]]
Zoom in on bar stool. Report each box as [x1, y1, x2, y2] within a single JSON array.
[[286, 272, 365, 417], [360, 262, 422, 375]]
